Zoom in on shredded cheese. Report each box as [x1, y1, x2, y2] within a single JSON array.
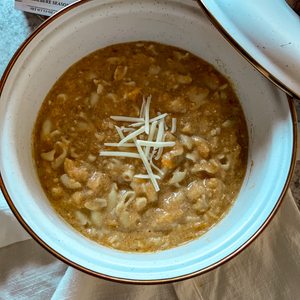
[[137, 140, 175, 147], [134, 174, 161, 179], [150, 113, 168, 123], [118, 126, 145, 146], [100, 151, 141, 159], [155, 133, 166, 160], [133, 137, 160, 191], [111, 116, 144, 122], [99, 95, 173, 191], [104, 142, 136, 147], [144, 95, 151, 135], [171, 118, 177, 134], [155, 119, 165, 160], [129, 122, 144, 128], [115, 125, 125, 140], [150, 149, 164, 175], [140, 97, 146, 119], [144, 121, 157, 159], [155, 118, 165, 144], [121, 127, 136, 132], [129, 113, 168, 127]]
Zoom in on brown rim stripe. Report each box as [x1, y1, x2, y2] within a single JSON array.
[[0, 0, 298, 284]]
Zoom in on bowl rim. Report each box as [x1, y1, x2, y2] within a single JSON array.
[[0, 0, 298, 284]]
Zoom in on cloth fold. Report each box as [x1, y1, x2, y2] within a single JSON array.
[[0, 194, 31, 248], [1, 189, 300, 299], [51, 268, 177, 300]]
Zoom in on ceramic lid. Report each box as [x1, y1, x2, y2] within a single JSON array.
[[197, 0, 300, 100]]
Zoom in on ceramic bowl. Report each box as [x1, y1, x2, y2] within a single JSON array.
[[0, 0, 297, 283]]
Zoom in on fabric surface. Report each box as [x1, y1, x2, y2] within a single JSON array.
[[1, 189, 300, 299], [174, 190, 300, 300]]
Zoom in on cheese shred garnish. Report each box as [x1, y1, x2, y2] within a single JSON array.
[[134, 137, 160, 191], [150, 149, 164, 175], [104, 142, 136, 147], [137, 140, 175, 148], [134, 174, 161, 179], [100, 95, 173, 191], [111, 116, 144, 122], [171, 118, 177, 134], [144, 121, 157, 159], [155, 133, 166, 160], [100, 152, 141, 159], [115, 126, 125, 140], [144, 95, 151, 135], [118, 126, 145, 146]]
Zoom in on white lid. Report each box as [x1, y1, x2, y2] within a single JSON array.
[[198, 0, 300, 99]]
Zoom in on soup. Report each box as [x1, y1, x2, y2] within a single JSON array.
[[33, 41, 248, 252]]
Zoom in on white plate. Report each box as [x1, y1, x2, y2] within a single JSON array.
[[198, 0, 300, 99]]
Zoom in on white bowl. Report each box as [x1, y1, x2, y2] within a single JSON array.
[[0, 0, 297, 283]]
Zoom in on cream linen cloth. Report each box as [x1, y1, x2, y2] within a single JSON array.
[[1, 187, 300, 299]]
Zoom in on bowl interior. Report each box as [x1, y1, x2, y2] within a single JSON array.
[[0, 0, 295, 282]]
